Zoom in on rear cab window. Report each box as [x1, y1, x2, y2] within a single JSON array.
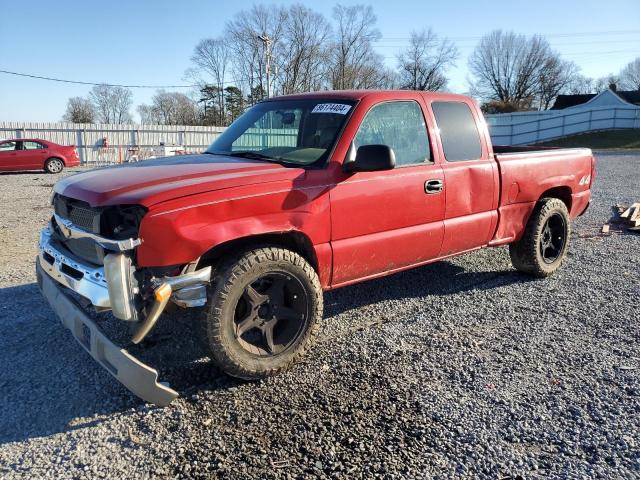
[[432, 102, 482, 162]]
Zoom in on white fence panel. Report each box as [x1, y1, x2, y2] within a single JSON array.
[[486, 105, 640, 145], [0, 121, 227, 164]]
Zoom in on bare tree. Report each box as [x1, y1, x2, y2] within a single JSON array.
[[137, 90, 199, 125], [225, 4, 288, 101], [330, 4, 385, 90], [190, 37, 229, 124], [594, 74, 620, 92], [469, 30, 561, 108], [565, 74, 595, 94], [277, 4, 332, 94], [89, 84, 133, 124], [537, 58, 581, 109], [397, 29, 458, 91], [619, 57, 640, 90], [62, 97, 95, 123]]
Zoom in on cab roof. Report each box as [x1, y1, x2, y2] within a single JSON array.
[[265, 90, 473, 103]]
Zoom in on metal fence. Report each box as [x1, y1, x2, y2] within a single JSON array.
[[234, 128, 298, 150], [486, 105, 640, 145], [0, 122, 227, 164]]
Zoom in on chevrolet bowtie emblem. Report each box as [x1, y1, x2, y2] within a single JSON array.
[[55, 216, 73, 239]]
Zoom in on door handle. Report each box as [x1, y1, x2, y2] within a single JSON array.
[[425, 179, 444, 194]]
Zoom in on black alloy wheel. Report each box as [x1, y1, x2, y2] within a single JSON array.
[[233, 272, 308, 356], [201, 247, 323, 380], [539, 213, 567, 264]]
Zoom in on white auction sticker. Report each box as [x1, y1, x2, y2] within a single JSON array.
[[312, 103, 352, 115]]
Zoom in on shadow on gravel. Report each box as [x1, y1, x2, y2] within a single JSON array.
[[324, 259, 531, 317], [0, 171, 50, 176], [0, 282, 237, 444], [0, 260, 528, 444]]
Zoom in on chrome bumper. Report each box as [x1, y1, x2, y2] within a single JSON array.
[[37, 261, 178, 406], [38, 228, 111, 309]]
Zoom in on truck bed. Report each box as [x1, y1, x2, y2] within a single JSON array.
[[490, 146, 594, 245]]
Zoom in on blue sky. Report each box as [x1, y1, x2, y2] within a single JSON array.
[[1, 0, 639, 121]]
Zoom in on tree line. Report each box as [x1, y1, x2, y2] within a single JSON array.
[[63, 3, 640, 125]]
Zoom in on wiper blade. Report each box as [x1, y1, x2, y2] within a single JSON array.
[[226, 151, 275, 161], [210, 150, 299, 167]]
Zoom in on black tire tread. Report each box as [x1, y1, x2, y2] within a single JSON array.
[[509, 197, 570, 278], [200, 246, 322, 380]]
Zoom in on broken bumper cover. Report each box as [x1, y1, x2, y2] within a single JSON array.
[[37, 261, 178, 406]]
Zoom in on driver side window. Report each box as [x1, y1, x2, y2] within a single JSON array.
[[354, 101, 431, 167]]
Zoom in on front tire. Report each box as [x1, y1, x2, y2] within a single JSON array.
[[44, 158, 64, 174], [509, 198, 571, 278], [201, 247, 323, 380]]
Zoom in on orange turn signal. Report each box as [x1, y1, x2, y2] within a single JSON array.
[[154, 283, 172, 302]]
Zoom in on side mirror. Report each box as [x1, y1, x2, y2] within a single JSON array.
[[343, 144, 396, 173]]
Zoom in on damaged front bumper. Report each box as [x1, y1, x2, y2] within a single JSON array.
[[37, 261, 179, 406], [37, 224, 211, 406]]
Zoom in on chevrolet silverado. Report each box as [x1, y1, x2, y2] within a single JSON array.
[[36, 91, 594, 405]]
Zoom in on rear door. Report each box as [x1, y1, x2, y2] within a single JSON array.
[[0, 141, 19, 170], [21, 141, 49, 169], [330, 97, 445, 286], [427, 99, 499, 256]]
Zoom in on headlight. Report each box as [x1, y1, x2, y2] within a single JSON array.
[[101, 205, 147, 239]]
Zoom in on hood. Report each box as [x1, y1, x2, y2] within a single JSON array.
[[54, 154, 305, 207]]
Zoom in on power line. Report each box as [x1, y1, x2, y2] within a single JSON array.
[[0, 69, 263, 89], [0, 69, 196, 88], [375, 29, 640, 42]]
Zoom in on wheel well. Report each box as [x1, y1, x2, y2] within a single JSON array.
[[198, 232, 319, 273], [540, 186, 572, 211]]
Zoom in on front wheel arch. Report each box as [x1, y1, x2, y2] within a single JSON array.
[[197, 231, 319, 275]]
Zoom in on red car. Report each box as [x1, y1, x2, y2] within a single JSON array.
[[0, 138, 80, 173], [38, 90, 593, 405]]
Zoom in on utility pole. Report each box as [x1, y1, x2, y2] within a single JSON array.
[[258, 34, 272, 99]]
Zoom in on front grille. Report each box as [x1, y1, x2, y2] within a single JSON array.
[[53, 194, 105, 265], [54, 195, 101, 233]]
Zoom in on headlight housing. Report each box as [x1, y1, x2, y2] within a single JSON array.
[[101, 205, 147, 240]]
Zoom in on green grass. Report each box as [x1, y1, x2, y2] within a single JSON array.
[[538, 129, 640, 149]]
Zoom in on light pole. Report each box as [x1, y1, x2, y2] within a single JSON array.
[[258, 34, 272, 99]]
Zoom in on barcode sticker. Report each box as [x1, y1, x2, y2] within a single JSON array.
[[312, 103, 352, 115]]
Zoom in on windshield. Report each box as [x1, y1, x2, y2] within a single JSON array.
[[206, 99, 356, 167]]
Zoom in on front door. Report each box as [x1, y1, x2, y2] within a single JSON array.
[[330, 99, 445, 286]]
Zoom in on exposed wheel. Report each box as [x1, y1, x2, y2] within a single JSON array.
[[509, 198, 571, 278], [201, 247, 323, 380], [44, 158, 64, 174]]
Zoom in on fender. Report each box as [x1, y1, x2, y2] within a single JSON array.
[[136, 180, 333, 282]]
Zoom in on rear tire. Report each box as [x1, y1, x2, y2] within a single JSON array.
[[200, 247, 323, 380], [509, 198, 570, 278], [44, 158, 64, 174]]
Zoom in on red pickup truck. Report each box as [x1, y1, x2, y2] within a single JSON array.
[[37, 91, 593, 405]]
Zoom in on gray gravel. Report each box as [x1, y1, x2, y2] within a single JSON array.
[[0, 154, 639, 479]]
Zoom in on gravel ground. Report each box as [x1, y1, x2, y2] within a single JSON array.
[[0, 153, 639, 479]]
